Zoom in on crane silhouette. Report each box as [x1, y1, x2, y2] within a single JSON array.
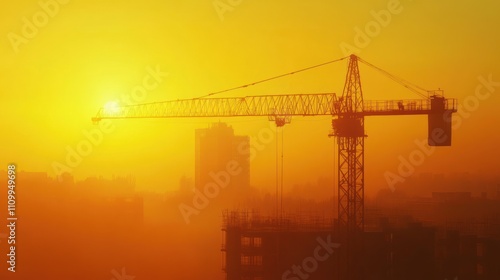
[[92, 54, 458, 279]]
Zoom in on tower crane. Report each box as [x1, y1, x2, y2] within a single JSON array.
[[92, 54, 457, 280]]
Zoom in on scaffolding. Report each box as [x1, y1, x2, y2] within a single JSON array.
[[222, 210, 335, 232], [221, 210, 337, 280]]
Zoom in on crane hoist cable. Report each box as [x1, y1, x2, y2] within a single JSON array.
[[281, 126, 284, 222], [275, 125, 279, 221]]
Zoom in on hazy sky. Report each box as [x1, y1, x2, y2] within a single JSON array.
[[1, 0, 499, 195]]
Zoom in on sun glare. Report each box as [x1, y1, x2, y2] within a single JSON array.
[[103, 101, 120, 115]]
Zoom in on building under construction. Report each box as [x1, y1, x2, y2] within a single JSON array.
[[221, 208, 500, 280], [221, 210, 339, 280]]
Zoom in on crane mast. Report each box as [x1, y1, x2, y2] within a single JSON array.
[[332, 55, 365, 279], [92, 55, 457, 280]]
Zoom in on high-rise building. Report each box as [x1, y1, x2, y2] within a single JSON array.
[[195, 123, 250, 195]]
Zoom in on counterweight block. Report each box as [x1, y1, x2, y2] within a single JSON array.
[[428, 95, 453, 146]]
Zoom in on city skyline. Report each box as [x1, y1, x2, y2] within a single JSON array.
[[1, 0, 499, 279], [1, 1, 499, 196]]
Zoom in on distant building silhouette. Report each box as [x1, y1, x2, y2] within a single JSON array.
[[195, 123, 250, 193]]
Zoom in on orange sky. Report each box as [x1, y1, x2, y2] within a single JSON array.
[[1, 0, 499, 196]]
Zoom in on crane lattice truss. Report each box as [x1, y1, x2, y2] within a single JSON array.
[[92, 55, 457, 280], [93, 93, 455, 121]]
